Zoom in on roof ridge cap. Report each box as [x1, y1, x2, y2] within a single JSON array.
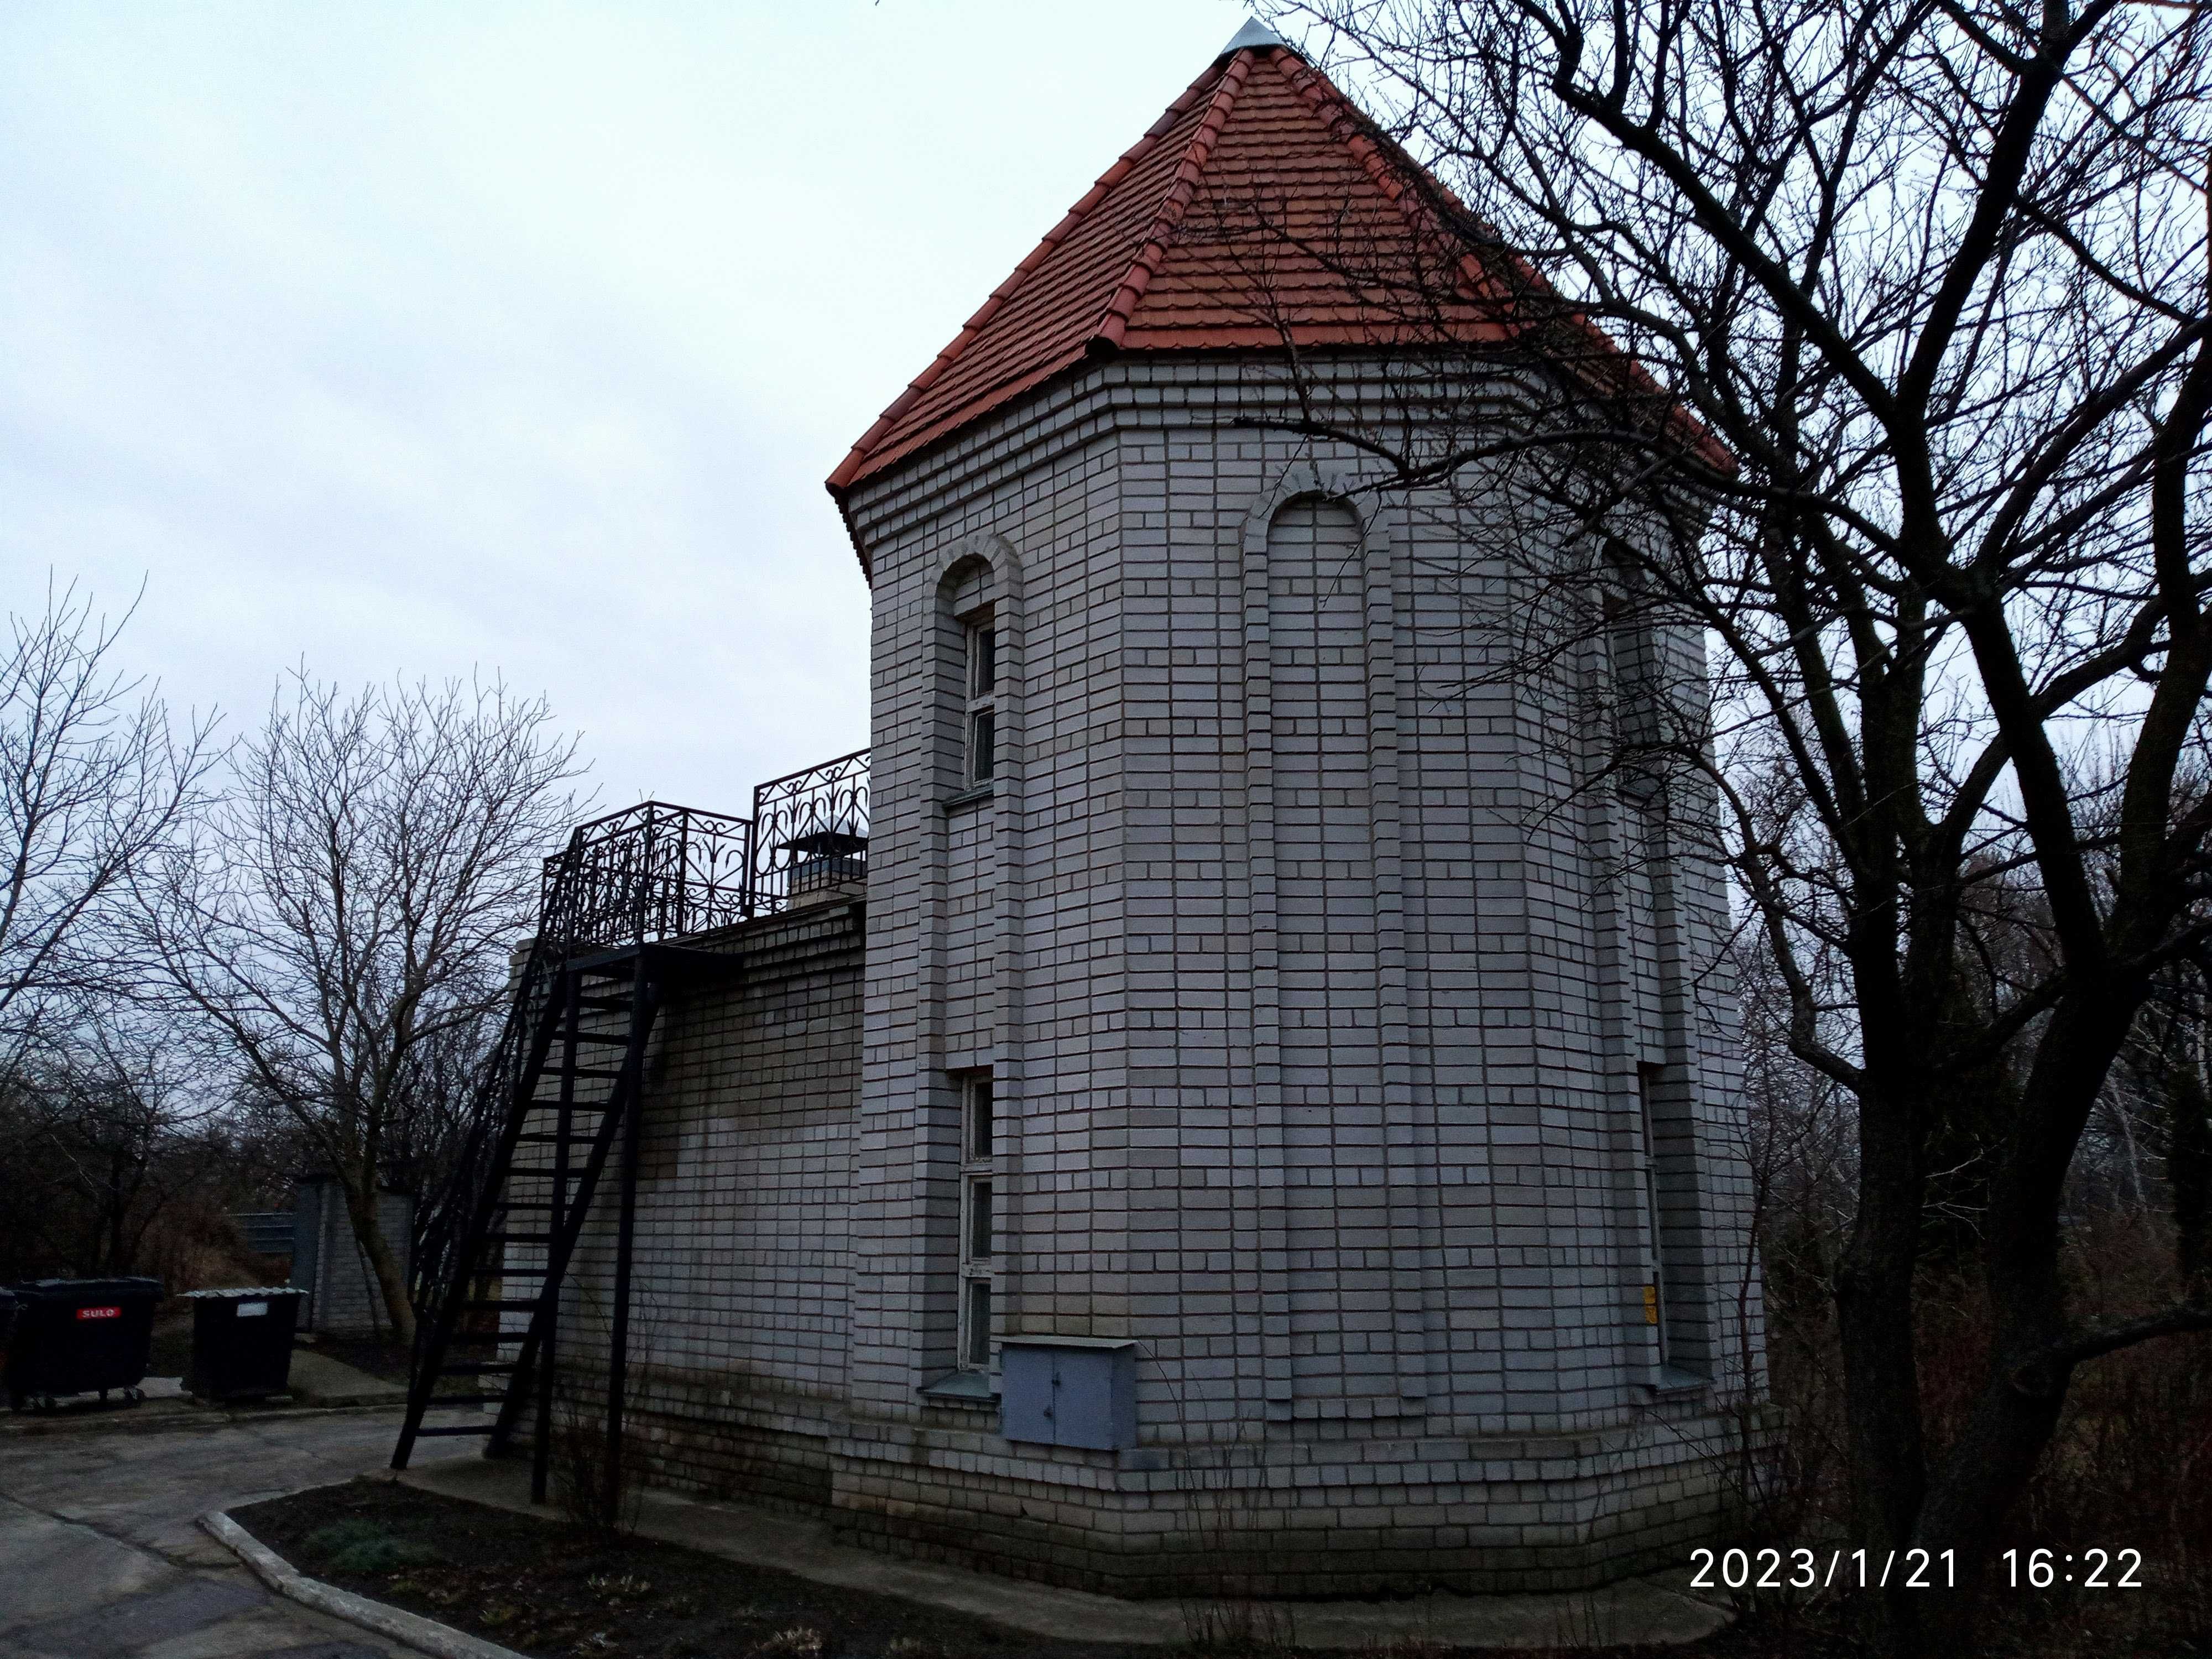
[[827, 61, 1233, 494], [1090, 48, 1256, 354]]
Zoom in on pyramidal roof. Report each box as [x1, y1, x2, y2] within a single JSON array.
[[826, 22, 1626, 510]]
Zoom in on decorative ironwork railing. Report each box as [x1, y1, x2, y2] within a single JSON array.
[[405, 750, 869, 1317], [750, 747, 872, 912], [537, 801, 757, 957], [537, 748, 871, 957]]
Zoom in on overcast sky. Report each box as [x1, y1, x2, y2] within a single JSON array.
[[1, 1, 1251, 811]]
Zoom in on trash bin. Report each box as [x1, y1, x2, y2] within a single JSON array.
[[182, 1286, 304, 1402], [5, 1277, 163, 1410]]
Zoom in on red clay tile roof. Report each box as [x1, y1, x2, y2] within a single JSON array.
[[827, 31, 1715, 553]]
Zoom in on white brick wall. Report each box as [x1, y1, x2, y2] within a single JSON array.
[[556, 352, 1770, 1593]]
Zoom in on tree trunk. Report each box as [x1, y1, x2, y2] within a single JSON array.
[[1833, 1087, 1932, 1655], [338, 1166, 418, 1350], [2171, 1052, 2210, 1300], [1910, 989, 2137, 1649]]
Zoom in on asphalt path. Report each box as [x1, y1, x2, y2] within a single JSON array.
[[0, 1408, 473, 1659]]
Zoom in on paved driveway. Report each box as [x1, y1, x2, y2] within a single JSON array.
[[0, 1411, 473, 1659]]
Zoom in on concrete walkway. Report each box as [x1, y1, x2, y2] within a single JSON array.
[[0, 1355, 405, 1442], [402, 1455, 1731, 1651], [0, 1408, 473, 1659]]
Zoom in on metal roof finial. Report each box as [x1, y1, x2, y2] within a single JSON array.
[[1217, 17, 1293, 59]]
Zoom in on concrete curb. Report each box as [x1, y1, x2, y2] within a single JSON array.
[[199, 1509, 528, 1659], [4, 1401, 411, 1440]]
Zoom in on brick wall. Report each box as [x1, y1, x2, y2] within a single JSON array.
[[557, 351, 1770, 1595]]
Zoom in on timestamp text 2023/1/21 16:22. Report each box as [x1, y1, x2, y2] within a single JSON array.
[[1689, 1547, 2147, 1592]]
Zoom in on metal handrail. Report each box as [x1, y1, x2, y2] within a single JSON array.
[[406, 751, 870, 1328], [751, 747, 872, 912]]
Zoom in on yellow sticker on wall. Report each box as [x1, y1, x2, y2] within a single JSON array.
[[1642, 1284, 1660, 1325]]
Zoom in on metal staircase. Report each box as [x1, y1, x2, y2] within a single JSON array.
[[390, 753, 868, 1509]]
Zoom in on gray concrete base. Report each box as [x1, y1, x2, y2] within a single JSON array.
[[399, 1455, 1731, 1650]]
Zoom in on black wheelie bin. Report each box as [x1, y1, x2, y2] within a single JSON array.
[[182, 1286, 304, 1402], [6, 1277, 163, 1410]]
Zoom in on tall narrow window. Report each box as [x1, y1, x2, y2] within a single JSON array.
[[1604, 547, 1664, 802], [1635, 1063, 1670, 1365], [957, 1075, 995, 1370], [963, 615, 997, 785]]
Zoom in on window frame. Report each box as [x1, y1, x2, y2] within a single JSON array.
[[1634, 1062, 1670, 1366], [956, 1074, 997, 1372], [961, 612, 998, 786]]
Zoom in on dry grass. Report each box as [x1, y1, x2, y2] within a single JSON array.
[[1748, 1209, 2212, 1656]]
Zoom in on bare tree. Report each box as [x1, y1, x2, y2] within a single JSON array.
[[0, 1006, 229, 1278], [142, 672, 585, 1348], [0, 580, 213, 1064], [1233, 1, 2210, 1646]]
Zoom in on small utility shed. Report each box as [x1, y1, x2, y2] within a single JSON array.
[[290, 1174, 411, 1339]]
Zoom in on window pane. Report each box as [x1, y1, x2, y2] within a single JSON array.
[[1637, 1065, 1670, 1363], [964, 1279, 992, 1368], [969, 709, 995, 782], [968, 1078, 993, 1159], [968, 1178, 993, 1261], [970, 625, 997, 697]]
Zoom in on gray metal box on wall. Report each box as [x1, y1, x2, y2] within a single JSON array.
[[1000, 1337, 1138, 1451]]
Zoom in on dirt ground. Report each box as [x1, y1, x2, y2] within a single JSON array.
[[232, 1478, 1778, 1659], [237, 1475, 2199, 1658]]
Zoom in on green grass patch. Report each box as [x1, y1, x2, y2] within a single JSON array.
[[302, 1517, 442, 1574]]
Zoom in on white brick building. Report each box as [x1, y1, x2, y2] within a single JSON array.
[[538, 21, 1767, 1595]]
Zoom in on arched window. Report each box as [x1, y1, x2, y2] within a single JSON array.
[[1603, 544, 1664, 803], [936, 556, 999, 795], [963, 611, 997, 786]]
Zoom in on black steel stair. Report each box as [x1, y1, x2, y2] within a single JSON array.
[[390, 950, 664, 1496], [389, 776, 865, 1521]]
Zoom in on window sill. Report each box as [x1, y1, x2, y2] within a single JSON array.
[[918, 1369, 1000, 1407], [942, 783, 997, 813], [1643, 1365, 1710, 1399]]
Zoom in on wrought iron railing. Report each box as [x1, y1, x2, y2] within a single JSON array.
[[405, 749, 869, 1320], [538, 801, 757, 957], [750, 747, 872, 912], [535, 750, 872, 955]]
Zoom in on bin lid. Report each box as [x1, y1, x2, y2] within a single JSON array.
[[182, 1286, 304, 1299], [8, 1277, 164, 1300]]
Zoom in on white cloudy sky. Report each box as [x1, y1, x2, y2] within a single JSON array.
[[1, 1, 1251, 810]]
